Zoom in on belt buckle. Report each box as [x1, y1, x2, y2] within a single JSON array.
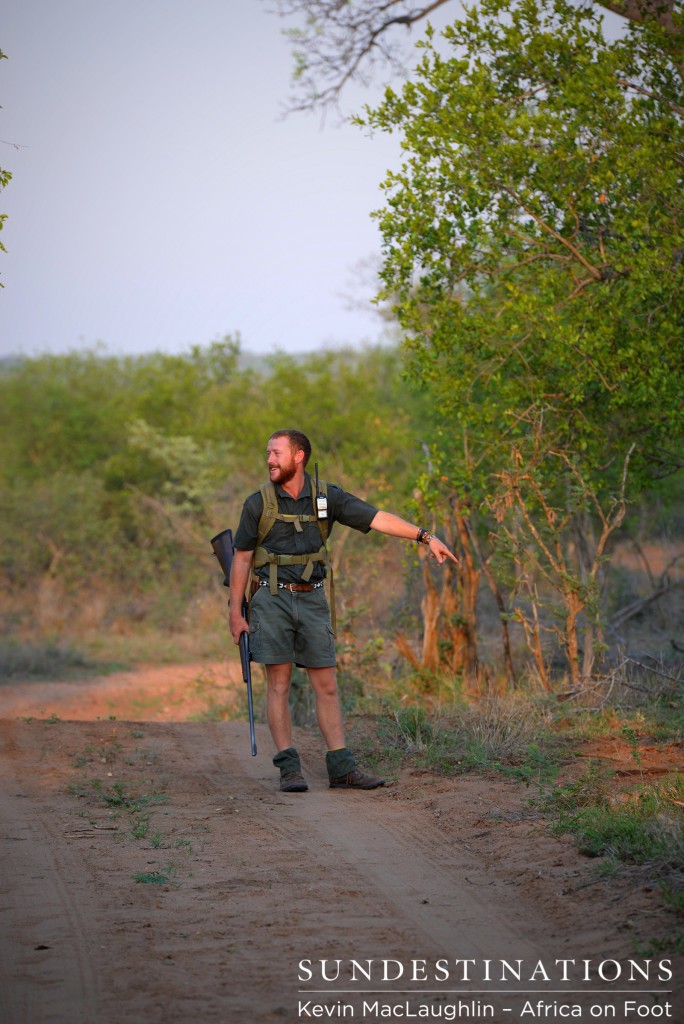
[[265, 580, 323, 591]]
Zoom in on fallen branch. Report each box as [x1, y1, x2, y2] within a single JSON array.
[[610, 581, 683, 628], [624, 658, 683, 685]]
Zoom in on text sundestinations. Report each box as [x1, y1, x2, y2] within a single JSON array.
[[298, 958, 672, 985]]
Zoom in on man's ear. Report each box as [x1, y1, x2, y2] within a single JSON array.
[[294, 448, 306, 466]]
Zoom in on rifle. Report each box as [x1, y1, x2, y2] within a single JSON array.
[[210, 528, 257, 756]]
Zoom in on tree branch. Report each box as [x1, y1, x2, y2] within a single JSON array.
[[274, 0, 454, 112], [617, 78, 684, 116], [500, 185, 603, 279], [600, 0, 681, 40]]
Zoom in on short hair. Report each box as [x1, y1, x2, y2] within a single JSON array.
[[268, 429, 312, 467]]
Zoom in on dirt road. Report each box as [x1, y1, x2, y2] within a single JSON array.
[[0, 667, 680, 1023]]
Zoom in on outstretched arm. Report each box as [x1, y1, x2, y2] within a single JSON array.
[[370, 511, 458, 566]]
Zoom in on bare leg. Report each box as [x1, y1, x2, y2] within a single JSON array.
[[265, 663, 293, 751], [306, 666, 346, 751]]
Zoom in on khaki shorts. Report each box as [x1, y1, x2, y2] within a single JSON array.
[[247, 586, 336, 668]]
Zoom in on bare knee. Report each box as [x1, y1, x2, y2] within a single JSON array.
[[267, 664, 292, 699], [307, 668, 338, 700]]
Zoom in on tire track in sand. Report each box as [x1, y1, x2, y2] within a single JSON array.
[[0, 721, 100, 1024]]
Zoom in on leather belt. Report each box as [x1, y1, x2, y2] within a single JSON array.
[[259, 580, 324, 592]]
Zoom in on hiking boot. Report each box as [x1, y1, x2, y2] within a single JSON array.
[[329, 769, 385, 790], [279, 769, 309, 793]]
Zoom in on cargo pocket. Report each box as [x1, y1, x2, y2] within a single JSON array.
[[248, 618, 261, 659]]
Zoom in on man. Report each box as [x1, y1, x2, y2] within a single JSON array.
[[229, 429, 458, 793]]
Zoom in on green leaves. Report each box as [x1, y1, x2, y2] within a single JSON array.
[[363, 0, 683, 493]]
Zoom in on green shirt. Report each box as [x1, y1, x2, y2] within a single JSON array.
[[233, 473, 378, 583]]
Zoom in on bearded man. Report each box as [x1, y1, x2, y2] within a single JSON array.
[[229, 429, 458, 793]]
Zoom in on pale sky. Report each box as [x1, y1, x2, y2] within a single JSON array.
[[1, 1, 439, 358], [2, 2, 627, 361]]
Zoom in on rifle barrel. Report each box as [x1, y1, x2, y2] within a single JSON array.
[[239, 630, 257, 756]]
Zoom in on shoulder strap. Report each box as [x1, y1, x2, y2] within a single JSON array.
[[257, 482, 279, 547]]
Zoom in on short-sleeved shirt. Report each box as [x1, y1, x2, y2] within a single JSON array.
[[233, 473, 378, 584]]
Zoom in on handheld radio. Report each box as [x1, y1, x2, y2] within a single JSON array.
[[315, 462, 327, 519]]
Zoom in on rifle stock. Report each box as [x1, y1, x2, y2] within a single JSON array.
[[210, 528, 257, 756]]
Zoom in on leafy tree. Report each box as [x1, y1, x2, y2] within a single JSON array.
[[362, 0, 683, 485], [272, 0, 682, 112], [356, 0, 683, 682]]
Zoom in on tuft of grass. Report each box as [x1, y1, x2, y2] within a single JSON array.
[[67, 777, 104, 797], [130, 818, 150, 840], [132, 870, 168, 885], [393, 705, 436, 752], [544, 771, 684, 866], [542, 760, 614, 813], [661, 882, 684, 914], [97, 740, 122, 763], [593, 857, 622, 879], [346, 695, 565, 783], [552, 683, 684, 749], [132, 862, 178, 886], [102, 781, 169, 813], [450, 700, 563, 782], [634, 931, 684, 956]]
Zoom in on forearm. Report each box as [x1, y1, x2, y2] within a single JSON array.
[[370, 510, 459, 566], [228, 550, 254, 631], [370, 510, 423, 541]]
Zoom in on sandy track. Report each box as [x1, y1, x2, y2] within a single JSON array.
[[0, 670, 681, 1023]]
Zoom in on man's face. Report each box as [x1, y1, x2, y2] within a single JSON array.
[[266, 436, 299, 485]]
